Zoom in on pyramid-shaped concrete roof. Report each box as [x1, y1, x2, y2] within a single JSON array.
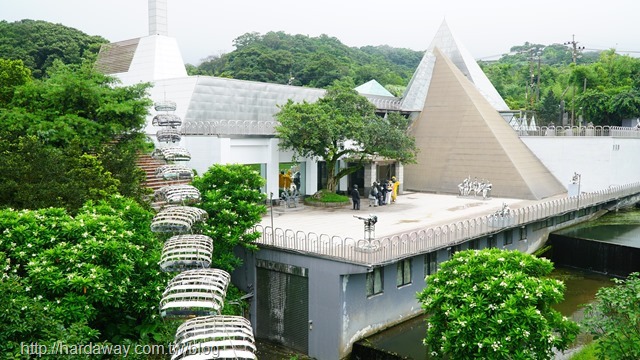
[[355, 80, 394, 97], [403, 47, 565, 200], [402, 20, 509, 112]]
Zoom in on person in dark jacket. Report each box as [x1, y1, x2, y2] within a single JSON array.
[[351, 185, 361, 210]]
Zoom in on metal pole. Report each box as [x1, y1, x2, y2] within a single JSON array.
[[269, 192, 274, 243]]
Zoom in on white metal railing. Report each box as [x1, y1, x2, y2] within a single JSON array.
[[252, 182, 640, 265], [181, 120, 278, 136], [518, 125, 640, 138]]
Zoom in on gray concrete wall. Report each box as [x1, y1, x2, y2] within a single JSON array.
[[233, 248, 368, 360]]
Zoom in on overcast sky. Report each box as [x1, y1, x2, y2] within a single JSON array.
[[2, 0, 639, 65]]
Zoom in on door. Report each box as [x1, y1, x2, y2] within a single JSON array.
[[256, 260, 309, 353]]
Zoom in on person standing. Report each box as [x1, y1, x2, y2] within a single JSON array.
[[377, 180, 386, 205], [369, 182, 379, 207], [391, 176, 400, 202], [385, 179, 393, 205], [351, 185, 361, 210]]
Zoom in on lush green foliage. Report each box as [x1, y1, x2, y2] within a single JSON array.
[[0, 136, 120, 212], [481, 43, 640, 126], [0, 58, 31, 105], [417, 249, 579, 359], [0, 61, 151, 212], [276, 80, 417, 192], [189, 31, 422, 91], [0, 196, 172, 357], [0, 19, 108, 78], [582, 272, 640, 360], [191, 164, 267, 273]]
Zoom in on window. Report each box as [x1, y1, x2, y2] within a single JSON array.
[[468, 239, 478, 250], [397, 259, 411, 287], [367, 267, 384, 296], [487, 236, 497, 249], [425, 252, 438, 277], [520, 226, 527, 241], [504, 229, 513, 246]]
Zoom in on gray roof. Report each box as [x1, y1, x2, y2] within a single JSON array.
[[184, 76, 326, 123], [95, 38, 140, 75]]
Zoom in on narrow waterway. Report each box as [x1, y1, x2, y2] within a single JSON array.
[[364, 208, 640, 359]]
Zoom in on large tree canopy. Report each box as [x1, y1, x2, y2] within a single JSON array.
[[275, 80, 417, 192], [0, 60, 152, 212], [417, 249, 579, 359], [0, 58, 31, 106]]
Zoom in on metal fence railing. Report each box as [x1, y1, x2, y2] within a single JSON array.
[[252, 182, 640, 266], [181, 120, 278, 136], [517, 125, 640, 138]]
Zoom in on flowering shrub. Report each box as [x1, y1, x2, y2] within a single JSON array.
[[0, 195, 172, 356], [417, 249, 579, 359], [191, 164, 266, 273]]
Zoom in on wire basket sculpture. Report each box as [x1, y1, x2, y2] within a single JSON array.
[[160, 235, 214, 272]]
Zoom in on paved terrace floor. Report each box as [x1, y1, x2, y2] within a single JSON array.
[[262, 192, 547, 241]]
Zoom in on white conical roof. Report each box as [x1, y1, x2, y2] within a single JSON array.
[[355, 80, 394, 97], [402, 20, 509, 112]]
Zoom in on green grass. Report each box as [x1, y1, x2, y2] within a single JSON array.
[[306, 189, 349, 203], [570, 340, 599, 360]]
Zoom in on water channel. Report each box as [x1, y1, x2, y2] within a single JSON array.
[[363, 208, 640, 359]]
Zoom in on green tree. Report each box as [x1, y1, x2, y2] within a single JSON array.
[[417, 249, 579, 359], [0, 136, 119, 213], [275, 80, 417, 192], [583, 272, 640, 360], [0, 60, 151, 210], [0, 196, 173, 356], [0, 19, 107, 78], [0, 58, 31, 105], [191, 164, 266, 273], [537, 89, 561, 125], [192, 31, 422, 89]]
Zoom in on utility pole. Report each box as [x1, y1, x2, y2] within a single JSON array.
[[523, 47, 543, 111], [564, 35, 585, 127]]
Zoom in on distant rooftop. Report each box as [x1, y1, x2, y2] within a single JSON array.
[[355, 80, 394, 97]]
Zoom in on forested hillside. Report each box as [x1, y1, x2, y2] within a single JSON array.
[[188, 31, 423, 94], [0, 19, 108, 78], [480, 42, 640, 126]]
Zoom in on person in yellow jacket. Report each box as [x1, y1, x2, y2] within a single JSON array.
[[391, 176, 400, 202]]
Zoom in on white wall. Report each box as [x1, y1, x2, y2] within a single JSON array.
[[522, 137, 640, 192]]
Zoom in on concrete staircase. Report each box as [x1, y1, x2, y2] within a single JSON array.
[[137, 153, 193, 210]]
